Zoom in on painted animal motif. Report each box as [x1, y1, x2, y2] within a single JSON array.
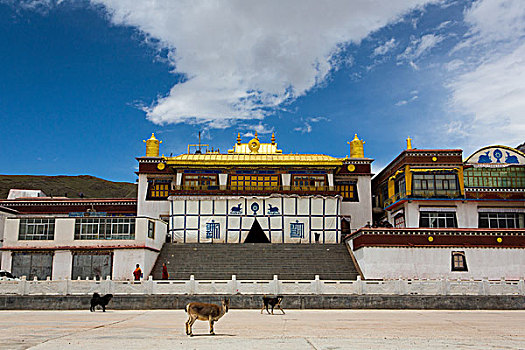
[[230, 203, 242, 214], [477, 151, 492, 163], [268, 204, 279, 214], [505, 151, 519, 164], [185, 299, 230, 336]]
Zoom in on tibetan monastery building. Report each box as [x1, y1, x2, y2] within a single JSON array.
[[137, 132, 374, 244]]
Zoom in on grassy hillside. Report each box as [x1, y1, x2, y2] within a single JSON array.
[[0, 175, 137, 199]]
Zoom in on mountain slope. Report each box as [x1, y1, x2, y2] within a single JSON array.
[[0, 175, 136, 199]]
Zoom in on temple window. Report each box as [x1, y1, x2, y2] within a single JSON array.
[[412, 173, 459, 197], [478, 212, 524, 229], [182, 174, 218, 189], [464, 167, 525, 188], [292, 175, 326, 190], [229, 174, 279, 191], [394, 177, 406, 197], [394, 213, 405, 228], [18, 218, 55, 240], [74, 218, 135, 240], [336, 183, 358, 201], [451, 251, 468, 272], [419, 211, 457, 228], [147, 179, 171, 199], [148, 220, 155, 239]]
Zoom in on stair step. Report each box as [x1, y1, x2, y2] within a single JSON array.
[[151, 243, 359, 281]]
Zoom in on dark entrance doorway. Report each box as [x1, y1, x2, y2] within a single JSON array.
[[244, 218, 270, 243]]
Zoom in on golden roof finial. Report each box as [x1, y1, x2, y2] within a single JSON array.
[[407, 137, 412, 150], [143, 133, 162, 157], [237, 132, 241, 145], [349, 133, 365, 158], [271, 132, 276, 144], [254, 131, 259, 140]]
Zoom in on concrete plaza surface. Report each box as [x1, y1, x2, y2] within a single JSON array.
[[0, 310, 524, 349]]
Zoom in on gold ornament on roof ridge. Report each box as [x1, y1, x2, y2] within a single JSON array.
[[143, 133, 162, 157], [407, 137, 413, 150], [348, 134, 365, 158]]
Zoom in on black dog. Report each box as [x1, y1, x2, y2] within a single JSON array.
[[90, 293, 113, 312], [261, 295, 285, 315]]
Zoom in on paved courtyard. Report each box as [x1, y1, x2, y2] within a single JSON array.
[[0, 309, 524, 349]]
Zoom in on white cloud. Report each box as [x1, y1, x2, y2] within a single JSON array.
[[447, 42, 525, 147], [294, 123, 313, 134], [444, 59, 464, 71], [445, 0, 525, 148], [239, 122, 274, 137], [399, 34, 445, 62], [463, 0, 525, 45], [435, 20, 452, 30], [407, 61, 419, 70], [293, 116, 329, 134], [395, 94, 418, 106], [90, 0, 437, 127], [372, 38, 397, 57]]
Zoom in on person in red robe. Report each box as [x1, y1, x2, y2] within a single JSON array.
[[133, 264, 142, 281], [162, 262, 169, 280]]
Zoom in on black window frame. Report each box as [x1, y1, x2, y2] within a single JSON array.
[[419, 211, 458, 228], [478, 212, 525, 228], [451, 251, 468, 272], [18, 218, 55, 240], [336, 182, 358, 202], [148, 220, 155, 239], [146, 178, 172, 200]]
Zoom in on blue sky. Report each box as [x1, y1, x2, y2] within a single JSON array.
[[1, 0, 524, 182]]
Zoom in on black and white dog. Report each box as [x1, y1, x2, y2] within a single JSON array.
[[260, 295, 285, 315], [90, 293, 113, 312]]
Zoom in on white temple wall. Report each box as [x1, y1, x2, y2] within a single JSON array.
[[169, 195, 341, 243], [137, 174, 170, 218], [351, 245, 525, 280], [52, 250, 72, 280], [113, 249, 159, 280], [340, 176, 372, 231]]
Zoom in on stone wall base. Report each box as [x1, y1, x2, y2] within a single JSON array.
[[0, 294, 524, 310]]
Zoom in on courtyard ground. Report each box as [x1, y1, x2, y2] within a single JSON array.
[[0, 309, 523, 349]]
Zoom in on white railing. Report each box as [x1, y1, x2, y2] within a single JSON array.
[[1, 275, 524, 296]]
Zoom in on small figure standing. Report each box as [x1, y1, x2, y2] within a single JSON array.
[[133, 264, 142, 281], [162, 262, 169, 280]]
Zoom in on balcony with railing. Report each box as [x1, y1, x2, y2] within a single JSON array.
[[383, 190, 463, 208], [170, 185, 340, 196]]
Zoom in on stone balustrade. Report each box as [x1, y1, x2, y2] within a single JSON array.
[[0, 275, 524, 296]]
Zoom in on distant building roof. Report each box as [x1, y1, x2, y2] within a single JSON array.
[[7, 189, 47, 200]]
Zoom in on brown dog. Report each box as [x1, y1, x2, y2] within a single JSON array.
[[185, 299, 230, 336], [261, 295, 285, 315]]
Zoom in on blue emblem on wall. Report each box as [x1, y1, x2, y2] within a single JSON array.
[[267, 204, 280, 215], [505, 151, 519, 164], [493, 149, 503, 163], [251, 202, 260, 215], [477, 151, 492, 163], [230, 203, 242, 215], [290, 220, 304, 238], [206, 220, 220, 239]]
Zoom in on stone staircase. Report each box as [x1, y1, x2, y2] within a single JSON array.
[[150, 243, 360, 280]]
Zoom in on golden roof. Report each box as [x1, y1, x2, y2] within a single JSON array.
[[165, 153, 343, 167], [228, 131, 282, 154]]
